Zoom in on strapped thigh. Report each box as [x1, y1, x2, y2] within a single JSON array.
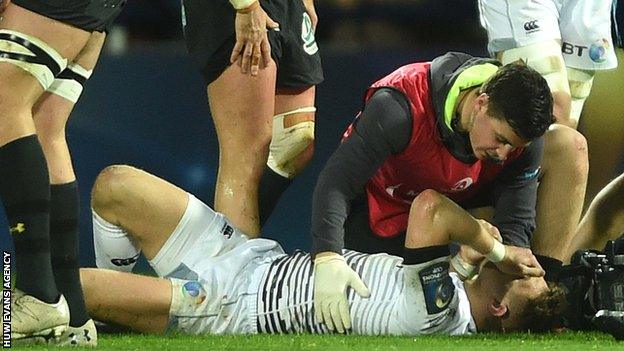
[[0, 29, 67, 89]]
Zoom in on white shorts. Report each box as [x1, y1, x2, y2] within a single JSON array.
[[149, 194, 286, 334], [478, 0, 618, 70]]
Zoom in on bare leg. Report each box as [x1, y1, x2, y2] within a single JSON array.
[[33, 31, 106, 184], [0, 5, 91, 144], [568, 173, 624, 253], [531, 125, 589, 262], [91, 165, 190, 259], [580, 51, 624, 209], [257, 86, 317, 224], [30, 32, 106, 329], [80, 268, 171, 333], [0, 4, 89, 304], [207, 62, 277, 237]]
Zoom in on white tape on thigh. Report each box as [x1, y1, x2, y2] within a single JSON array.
[[566, 67, 595, 123], [267, 106, 316, 178], [47, 63, 93, 103], [500, 40, 570, 94], [0, 29, 67, 89]]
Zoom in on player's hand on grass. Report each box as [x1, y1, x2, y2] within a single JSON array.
[[313, 251, 370, 333], [495, 246, 545, 278], [231, 0, 279, 76]]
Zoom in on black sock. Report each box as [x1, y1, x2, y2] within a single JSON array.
[[258, 166, 292, 227], [0, 136, 58, 303], [50, 181, 89, 327]]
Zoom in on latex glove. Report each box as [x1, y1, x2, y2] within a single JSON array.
[[313, 252, 370, 333]]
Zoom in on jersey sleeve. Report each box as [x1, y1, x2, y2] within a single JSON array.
[[393, 245, 464, 334], [401, 245, 455, 311], [491, 137, 544, 248], [311, 88, 412, 255]]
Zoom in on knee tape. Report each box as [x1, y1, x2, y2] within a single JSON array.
[[499, 40, 570, 95], [566, 67, 595, 123], [267, 106, 316, 178], [0, 30, 67, 89], [47, 63, 93, 103], [92, 209, 141, 272]]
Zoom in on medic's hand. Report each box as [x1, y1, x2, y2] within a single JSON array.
[[313, 252, 370, 333], [494, 246, 545, 278], [230, 0, 279, 76]]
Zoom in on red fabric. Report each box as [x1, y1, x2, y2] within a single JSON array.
[[343, 62, 520, 237]]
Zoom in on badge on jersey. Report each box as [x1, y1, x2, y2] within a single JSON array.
[[301, 13, 318, 55], [419, 262, 455, 314]]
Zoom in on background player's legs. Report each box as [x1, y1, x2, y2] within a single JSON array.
[[567, 173, 624, 254], [207, 61, 277, 237], [32, 32, 105, 334], [34, 31, 105, 183], [91, 165, 190, 260], [580, 53, 624, 208], [259, 86, 316, 225], [0, 3, 89, 306], [80, 268, 171, 333], [566, 67, 594, 127], [531, 125, 589, 263], [496, 41, 574, 128]]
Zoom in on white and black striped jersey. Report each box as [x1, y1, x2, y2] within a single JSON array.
[[255, 249, 475, 335]]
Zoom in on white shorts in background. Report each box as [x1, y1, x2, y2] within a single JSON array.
[[150, 194, 286, 334], [478, 0, 618, 70]]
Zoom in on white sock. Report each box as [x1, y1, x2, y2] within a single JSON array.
[[92, 209, 141, 272]]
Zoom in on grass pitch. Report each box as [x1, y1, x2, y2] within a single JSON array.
[[8, 332, 622, 350]]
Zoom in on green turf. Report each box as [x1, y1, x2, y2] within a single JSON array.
[[7, 332, 623, 350]]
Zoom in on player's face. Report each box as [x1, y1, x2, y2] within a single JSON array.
[[498, 276, 548, 332], [469, 96, 530, 163], [476, 263, 548, 332]]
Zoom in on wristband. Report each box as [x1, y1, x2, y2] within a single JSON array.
[[230, 0, 258, 11], [485, 240, 506, 263], [450, 254, 478, 280]]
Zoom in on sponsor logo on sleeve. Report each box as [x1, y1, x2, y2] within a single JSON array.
[[589, 39, 611, 63], [419, 262, 455, 314]]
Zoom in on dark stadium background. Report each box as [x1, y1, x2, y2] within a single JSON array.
[[0, 0, 622, 271]]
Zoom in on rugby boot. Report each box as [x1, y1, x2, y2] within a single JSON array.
[[11, 289, 69, 344], [53, 318, 98, 347]]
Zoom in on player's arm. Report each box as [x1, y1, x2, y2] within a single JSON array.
[[312, 88, 412, 333], [312, 88, 412, 255], [403, 189, 544, 278], [490, 137, 544, 250], [229, 0, 279, 76]]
